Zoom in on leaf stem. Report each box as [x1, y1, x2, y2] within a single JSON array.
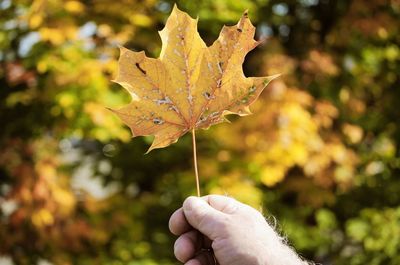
[[192, 129, 200, 197]]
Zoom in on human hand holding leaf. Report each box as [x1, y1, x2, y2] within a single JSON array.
[[110, 5, 278, 196]]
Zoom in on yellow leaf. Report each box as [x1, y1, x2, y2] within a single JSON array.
[[58, 93, 76, 108], [39, 27, 65, 45], [37, 60, 48, 73], [52, 187, 75, 215], [29, 14, 43, 28], [342, 123, 364, 144], [110, 5, 278, 152], [130, 14, 153, 27], [65, 1, 85, 13], [260, 165, 286, 187], [32, 209, 54, 227], [98, 24, 113, 37]]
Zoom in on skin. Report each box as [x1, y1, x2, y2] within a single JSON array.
[[169, 195, 308, 265]]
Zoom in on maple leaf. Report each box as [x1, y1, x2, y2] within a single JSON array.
[[110, 5, 278, 153]]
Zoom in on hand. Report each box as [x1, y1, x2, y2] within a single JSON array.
[[169, 195, 307, 265]]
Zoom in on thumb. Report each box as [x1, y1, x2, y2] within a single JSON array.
[[182, 196, 227, 240]]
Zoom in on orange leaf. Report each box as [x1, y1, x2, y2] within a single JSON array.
[[110, 5, 278, 152]]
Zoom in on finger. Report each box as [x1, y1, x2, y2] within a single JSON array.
[[183, 196, 228, 240], [185, 251, 216, 265], [203, 195, 240, 215], [174, 230, 201, 263], [169, 208, 192, 235], [170, 195, 238, 236]]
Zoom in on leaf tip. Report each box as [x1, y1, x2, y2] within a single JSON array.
[[263, 74, 281, 86], [171, 3, 184, 16], [105, 106, 116, 113], [269, 73, 282, 80], [118, 45, 129, 55]]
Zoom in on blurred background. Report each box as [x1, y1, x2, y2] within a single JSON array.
[[0, 0, 399, 264]]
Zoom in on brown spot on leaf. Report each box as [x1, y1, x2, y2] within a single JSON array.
[[135, 63, 146, 75]]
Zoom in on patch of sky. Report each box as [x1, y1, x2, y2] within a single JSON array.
[[156, 1, 171, 13], [272, 3, 289, 16], [0, 0, 11, 10], [78, 21, 97, 39], [3, 19, 17, 30], [257, 22, 273, 39], [71, 156, 120, 199], [298, 0, 319, 7], [18, 32, 40, 57]]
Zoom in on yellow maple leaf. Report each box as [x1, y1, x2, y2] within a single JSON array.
[[110, 5, 278, 153]]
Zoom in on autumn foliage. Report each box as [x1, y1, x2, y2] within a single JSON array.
[[1, 1, 400, 265]]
